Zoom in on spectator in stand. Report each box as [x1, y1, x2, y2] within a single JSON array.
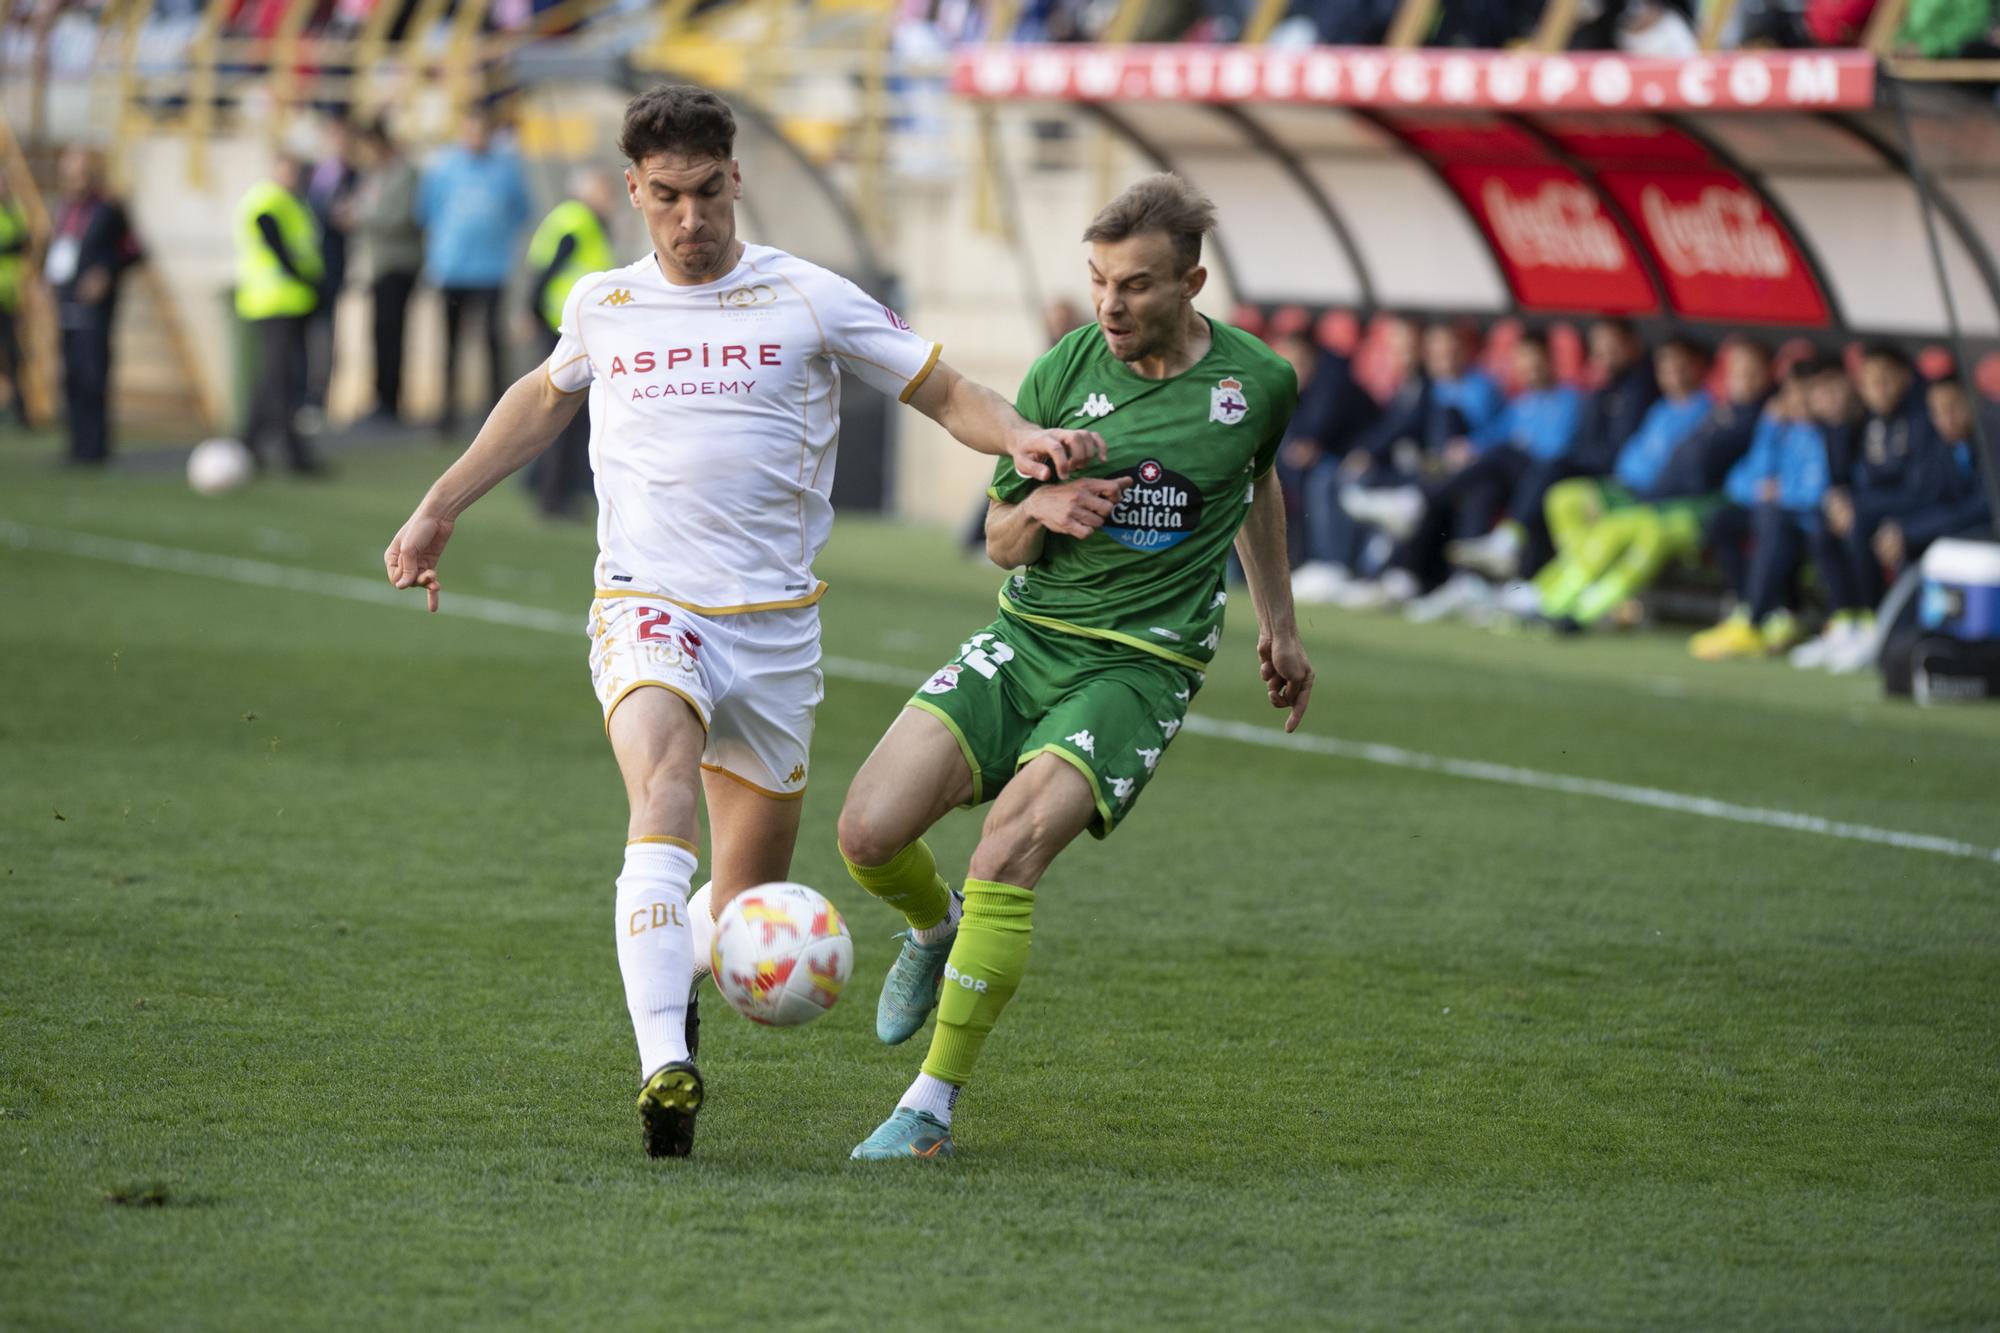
[[1331, 320, 1504, 610], [1876, 376, 1993, 564], [1345, 329, 1580, 621], [1524, 337, 1713, 623], [46, 147, 141, 467], [354, 118, 423, 427], [302, 115, 360, 430], [1449, 317, 1657, 584], [521, 170, 615, 517], [1528, 339, 1771, 629], [418, 105, 533, 439], [1900, 0, 2000, 58], [1571, 0, 1701, 54], [0, 175, 30, 428], [234, 156, 324, 474], [1688, 358, 1831, 661], [1428, 0, 1545, 46], [1274, 327, 1381, 566], [1291, 316, 1425, 603], [1267, 0, 1400, 47], [1806, 0, 1878, 44], [1793, 345, 1964, 673]]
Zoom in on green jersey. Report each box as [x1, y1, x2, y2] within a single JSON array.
[[987, 318, 1298, 672]]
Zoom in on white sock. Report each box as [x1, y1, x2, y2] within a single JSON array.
[[910, 890, 962, 948], [615, 840, 698, 1080], [687, 881, 715, 987], [898, 1071, 961, 1126]]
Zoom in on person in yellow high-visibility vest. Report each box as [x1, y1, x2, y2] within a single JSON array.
[[235, 156, 324, 474], [0, 175, 30, 429], [523, 171, 616, 516]]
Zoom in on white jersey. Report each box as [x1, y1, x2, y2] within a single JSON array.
[[547, 244, 941, 613]]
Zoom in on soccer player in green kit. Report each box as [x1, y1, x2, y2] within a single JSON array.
[[837, 174, 1317, 1160]]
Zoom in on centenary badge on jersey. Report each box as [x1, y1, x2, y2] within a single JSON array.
[[1209, 376, 1248, 425], [1102, 458, 1204, 553]]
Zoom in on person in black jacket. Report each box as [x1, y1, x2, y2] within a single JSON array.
[[44, 148, 141, 466], [1274, 328, 1381, 572], [1795, 345, 1962, 671]]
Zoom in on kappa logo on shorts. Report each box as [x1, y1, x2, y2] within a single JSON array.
[[1157, 717, 1182, 739], [920, 664, 963, 695], [1136, 746, 1162, 772], [787, 764, 807, 785], [1109, 776, 1136, 805]]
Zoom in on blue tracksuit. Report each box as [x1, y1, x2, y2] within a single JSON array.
[[1471, 384, 1583, 462], [1434, 369, 1505, 441], [1725, 413, 1830, 515], [1614, 391, 1713, 496]]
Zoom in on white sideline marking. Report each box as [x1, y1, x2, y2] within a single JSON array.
[[6, 519, 1997, 866]]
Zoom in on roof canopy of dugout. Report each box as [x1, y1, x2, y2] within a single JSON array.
[[954, 46, 2000, 348]]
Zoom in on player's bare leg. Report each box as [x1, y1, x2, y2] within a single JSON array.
[[606, 686, 708, 1157], [852, 753, 1094, 1161], [838, 708, 977, 1044], [702, 767, 807, 902]]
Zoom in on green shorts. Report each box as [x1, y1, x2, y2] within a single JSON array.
[[906, 612, 1204, 838]]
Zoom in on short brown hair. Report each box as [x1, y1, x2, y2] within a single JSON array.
[[1082, 173, 1216, 273], [619, 85, 736, 164]]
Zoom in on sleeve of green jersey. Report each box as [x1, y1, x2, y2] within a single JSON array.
[[1252, 358, 1302, 479], [986, 345, 1064, 504]]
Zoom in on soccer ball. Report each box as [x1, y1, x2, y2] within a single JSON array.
[[187, 438, 254, 495], [709, 882, 853, 1027]]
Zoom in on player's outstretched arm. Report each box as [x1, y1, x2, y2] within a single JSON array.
[[906, 359, 1105, 482], [1234, 469, 1314, 733], [384, 368, 584, 613]]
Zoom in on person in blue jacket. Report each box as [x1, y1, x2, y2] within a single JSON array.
[[1341, 329, 1575, 617], [1689, 357, 1831, 660], [418, 105, 534, 439]]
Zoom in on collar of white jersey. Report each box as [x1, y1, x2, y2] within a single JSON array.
[[637, 242, 775, 295]]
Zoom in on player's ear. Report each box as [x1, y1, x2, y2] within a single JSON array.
[[1183, 264, 1207, 302], [624, 166, 641, 209], [730, 160, 743, 198]]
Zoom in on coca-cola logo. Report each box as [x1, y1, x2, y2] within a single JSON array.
[[1482, 179, 1625, 272], [1640, 185, 1789, 280]]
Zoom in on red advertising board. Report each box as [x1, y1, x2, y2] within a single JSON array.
[[1438, 163, 1659, 314], [1595, 170, 1830, 325], [953, 47, 1876, 113]]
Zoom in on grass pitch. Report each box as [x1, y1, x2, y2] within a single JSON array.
[[2, 432, 1997, 1330]]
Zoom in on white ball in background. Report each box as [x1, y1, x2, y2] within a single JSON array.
[[709, 882, 853, 1028], [187, 438, 255, 495]]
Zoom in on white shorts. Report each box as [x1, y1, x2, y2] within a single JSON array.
[[587, 595, 824, 799]]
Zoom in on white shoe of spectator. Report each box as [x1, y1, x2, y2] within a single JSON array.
[[1446, 525, 1523, 580], [1338, 567, 1419, 610], [1291, 561, 1350, 604], [1405, 571, 1493, 624], [1788, 627, 1840, 669], [1496, 579, 1545, 621], [1824, 620, 1883, 675], [1339, 484, 1426, 541]]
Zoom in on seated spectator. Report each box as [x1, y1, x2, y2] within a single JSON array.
[[1793, 345, 1972, 673], [1448, 317, 1657, 583], [1688, 358, 1832, 661], [1344, 330, 1581, 621], [1275, 328, 1381, 568], [1528, 339, 1771, 628], [1291, 316, 1425, 603]]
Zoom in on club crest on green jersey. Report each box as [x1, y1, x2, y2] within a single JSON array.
[[1209, 376, 1248, 425]]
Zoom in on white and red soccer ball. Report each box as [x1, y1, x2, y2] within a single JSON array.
[[708, 882, 853, 1027]]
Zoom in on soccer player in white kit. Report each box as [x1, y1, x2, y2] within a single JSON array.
[[383, 87, 1103, 1158]]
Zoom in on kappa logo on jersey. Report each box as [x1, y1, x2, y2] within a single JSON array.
[[881, 304, 912, 332], [1072, 393, 1115, 420], [717, 284, 776, 309], [1103, 459, 1205, 553], [1136, 746, 1162, 772], [1157, 717, 1182, 739], [600, 288, 635, 307], [920, 664, 962, 695], [1065, 730, 1097, 757], [1209, 376, 1248, 425]]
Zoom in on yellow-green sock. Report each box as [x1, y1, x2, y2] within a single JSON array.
[[921, 879, 1035, 1087], [842, 837, 950, 932]]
